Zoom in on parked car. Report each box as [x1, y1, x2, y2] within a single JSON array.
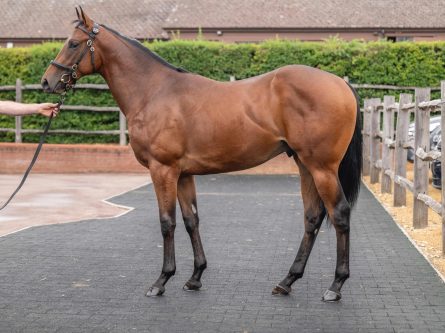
[[431, 127, 441, 189], [407, 115, 441, 162]]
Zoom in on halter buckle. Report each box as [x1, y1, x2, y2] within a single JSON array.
[[60, 73, 71, 83], [71, 64, 78, 71], [92, 23, 100, 35], [87, 40, 93, 47], [71, 72, 78, 79]]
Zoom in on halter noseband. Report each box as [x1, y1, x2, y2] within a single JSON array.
[[50, 22, 100, 91]]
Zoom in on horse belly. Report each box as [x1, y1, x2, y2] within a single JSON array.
[[181, 134, 284, 175]]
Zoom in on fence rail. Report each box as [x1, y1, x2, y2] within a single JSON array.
[[363, 81, 445, 254]]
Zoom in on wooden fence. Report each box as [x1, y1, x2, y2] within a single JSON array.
[[0, 79, 127, 145], [1, 77, 445, 252], [1, 78, 443, 146], [363, 81, 445, 254]]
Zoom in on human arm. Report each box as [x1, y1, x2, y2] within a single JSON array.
[[0, 101, 59, 117]]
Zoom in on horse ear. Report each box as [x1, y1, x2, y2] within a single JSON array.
[[79, 6, 93, 28], [75, 7, 80, 21]]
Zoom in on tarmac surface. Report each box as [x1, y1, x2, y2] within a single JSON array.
[[1, 174, 445, 332]]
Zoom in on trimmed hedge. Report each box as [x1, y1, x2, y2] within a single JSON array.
[[1, 38, 444, 143]]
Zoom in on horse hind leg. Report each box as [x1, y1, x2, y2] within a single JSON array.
[[272, 158, 326, 295], [310, 167, 351, 302], [177, 174, 207, 291]]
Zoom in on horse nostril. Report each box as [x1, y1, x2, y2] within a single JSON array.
[[41, 79, 51, 92]]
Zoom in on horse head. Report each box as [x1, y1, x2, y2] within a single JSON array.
[[41, 7, 102, 94]]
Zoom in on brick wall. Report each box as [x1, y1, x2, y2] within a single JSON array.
[[0, 143, 299, 174]]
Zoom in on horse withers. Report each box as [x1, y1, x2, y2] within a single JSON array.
[[41, 7, 362, 302]]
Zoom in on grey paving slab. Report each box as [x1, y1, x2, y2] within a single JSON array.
[[0, 174, 444, 333]]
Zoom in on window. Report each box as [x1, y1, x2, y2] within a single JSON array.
[[387, 36, 413, 42]]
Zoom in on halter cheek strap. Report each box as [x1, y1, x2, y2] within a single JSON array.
[[50, 22, 100, 90]]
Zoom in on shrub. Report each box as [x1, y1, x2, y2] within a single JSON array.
[[1, 39, 444, 143]]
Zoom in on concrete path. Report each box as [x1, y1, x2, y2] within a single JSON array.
[[0, 174, 150, 237], [0, 175, 445, 333]]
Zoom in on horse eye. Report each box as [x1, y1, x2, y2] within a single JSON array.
[[68, 40, 80, 49]]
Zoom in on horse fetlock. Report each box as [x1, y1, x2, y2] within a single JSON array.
[[288, 270, 304, 280], [162, 267, 176, 279], [195, 259, 207, 271], [335, 267, 350, 282]]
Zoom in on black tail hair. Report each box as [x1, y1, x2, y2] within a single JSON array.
[[338, 82, 363, 207]]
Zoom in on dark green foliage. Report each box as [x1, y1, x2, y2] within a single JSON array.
[[0, 39, 444, 143]]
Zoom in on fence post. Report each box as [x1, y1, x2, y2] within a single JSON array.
[[413, 88, 431, 229], [381, 95, 395, 193], [363, 99, 371, 177], [119, 111, 127, 146], [15, 79, 22, 143], [441, 81, 445, 254], [370, 98, 381, 184], [393, 93, 412, 207]]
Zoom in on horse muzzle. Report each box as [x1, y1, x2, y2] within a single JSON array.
[[41, 78, 70, 94], [41, 78, 52, 93]]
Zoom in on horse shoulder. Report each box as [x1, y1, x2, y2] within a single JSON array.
[[128, 105, 187, 167]]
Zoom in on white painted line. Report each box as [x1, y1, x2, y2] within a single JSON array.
[[1, 226, 33, 237], [362, 181, 445, 284]]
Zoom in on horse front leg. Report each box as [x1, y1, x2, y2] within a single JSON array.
[[146, 163, 180, 297], [177, 174, 207, 291]]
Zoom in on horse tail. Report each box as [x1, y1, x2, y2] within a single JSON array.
[[338, 82, 363, 208]]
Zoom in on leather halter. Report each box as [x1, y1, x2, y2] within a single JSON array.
[[50, 22, 100, 90]]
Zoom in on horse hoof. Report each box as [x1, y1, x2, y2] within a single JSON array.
[[183, 280, 202, 291], [145, 286, 165, 297], [322, 289, 341, 302], [272, 284, 291, 296]]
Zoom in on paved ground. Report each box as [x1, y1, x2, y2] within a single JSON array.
[[0, 174, 150, 236], [1, 175, 445, 333]]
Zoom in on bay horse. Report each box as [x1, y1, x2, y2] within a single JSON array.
[[41, 8, 362, 302]]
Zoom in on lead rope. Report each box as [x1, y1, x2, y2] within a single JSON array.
[[0, 93, 66, 211]]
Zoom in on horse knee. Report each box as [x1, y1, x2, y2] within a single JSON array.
[[160, 215, 176, 237], [332, 201, 350, 232], [183, 214, 199, 234], [304, 207, 325, 234]]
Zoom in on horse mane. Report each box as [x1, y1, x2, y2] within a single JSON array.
[[99, 24, 188, 73]]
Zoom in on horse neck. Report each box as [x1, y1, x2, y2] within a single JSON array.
[[96, 34, 175, 119]]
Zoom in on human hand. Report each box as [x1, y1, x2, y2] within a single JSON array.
[[37, 103, 60, 117]]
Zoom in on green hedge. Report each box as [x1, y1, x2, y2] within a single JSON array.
[[1, 38, 444, 143]]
